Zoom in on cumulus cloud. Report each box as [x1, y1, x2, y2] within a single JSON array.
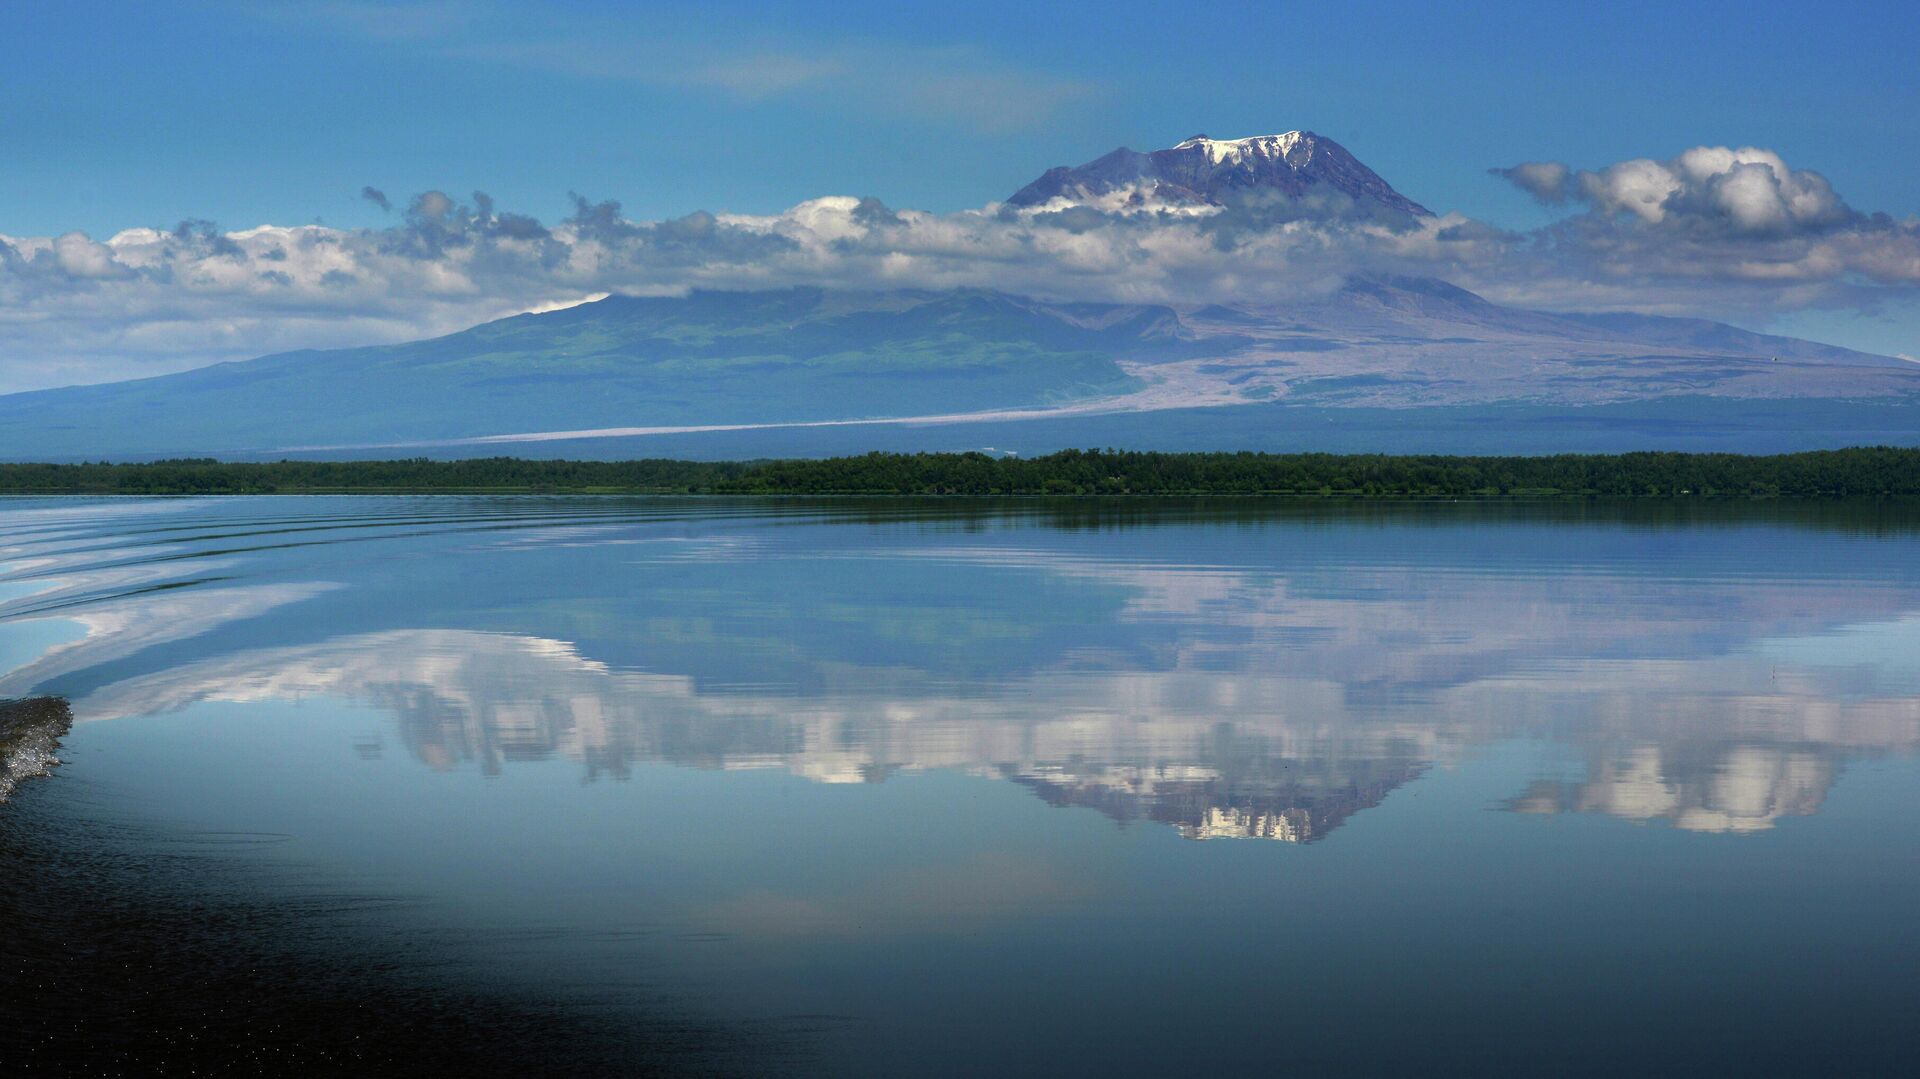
[[2, 143, 1917, 393], [1525, 146, 1856, 235], [1500, 147, 1862, 234], [1493, 145, 1920, 298], [0, 192, 1497, 390], [1491, 161, 1572, 204], [48, 232, 127, 279]]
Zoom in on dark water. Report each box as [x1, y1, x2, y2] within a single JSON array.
[[3, 496, 1919, 1075]]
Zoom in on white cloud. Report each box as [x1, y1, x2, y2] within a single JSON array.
[[1491, 161, 1572, 203], [1573, 147, 1853, 235], [50, 233, 126, 279], [1491, 145, 1920, 304], [4, 142, 1919, 393], [518, 292, 610, 316], [0, 196, 1472, 390], [1578, 157, 1688, 223]]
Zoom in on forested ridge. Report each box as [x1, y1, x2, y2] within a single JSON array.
[[2, 447, 1918, 498]]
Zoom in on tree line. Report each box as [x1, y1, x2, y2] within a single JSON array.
[[1, 447, 1918, 498]]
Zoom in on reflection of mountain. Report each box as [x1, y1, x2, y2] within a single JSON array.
[[0, 583, 336, 699], [1014, 757, 1422, 843], [74, 629, 1445, 841], [19, 497, 1920, 842], [71, 602, 1920, 842]]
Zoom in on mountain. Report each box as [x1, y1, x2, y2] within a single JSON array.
[[0, 289, 1182, 455], [1007, 131, 1432, 216], [5, 128, 1915, 460], [3, 277, 1915, 459], [1157, 273, 1917, 413]]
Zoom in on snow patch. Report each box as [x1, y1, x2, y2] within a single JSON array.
[[1172, 131, 1310, 166], [519, 293, 611, 316]]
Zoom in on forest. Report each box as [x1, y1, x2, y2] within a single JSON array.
[[2, 447, 1918, 498]]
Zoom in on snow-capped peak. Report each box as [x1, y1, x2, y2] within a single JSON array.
[[1170, 131, 1315, 167], [1007, 129, 1429, 216]]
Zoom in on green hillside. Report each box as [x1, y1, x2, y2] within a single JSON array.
[[0, 289, 1167, 455]]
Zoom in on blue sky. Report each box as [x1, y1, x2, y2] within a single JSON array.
[[2, 0, 1919, 387], [5, 0, 1917, 235]]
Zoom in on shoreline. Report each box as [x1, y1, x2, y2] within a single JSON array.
[[2, 446, 1919, 499]]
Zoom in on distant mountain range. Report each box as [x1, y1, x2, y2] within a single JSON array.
[[2, 131, 1916, 460], [4, 275, 1913, 459], [0, 289, 1183, 455]]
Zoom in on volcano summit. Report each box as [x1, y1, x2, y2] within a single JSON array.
[[1007, 131, 1432, 216]]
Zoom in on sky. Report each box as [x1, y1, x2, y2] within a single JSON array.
[[3, 0, 1919, 390]]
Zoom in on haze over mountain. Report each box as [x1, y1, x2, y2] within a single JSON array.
[[4, 274, 1914, 459], [3, 129, 1916, 459]]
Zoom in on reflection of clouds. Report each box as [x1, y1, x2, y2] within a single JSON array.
[[70, 605, 1920, 840], [27, 505, 1920, 841], [0, 498, 193, 543], [1437, 657, 1920, 751], [890, 545, 1920, 695], [1756, 614, 1920, 688], [1509, 745, 1834, 834], [1437, 652, 1917, 834], [1450, 653, 1917, 832], [0, 499, 266, 623], [0, 500, 200, 573], [74, 629, 1442, 839], [0, 555, 239, 620], [76, 628, 1433, 764], [0, 583, 338, 697]]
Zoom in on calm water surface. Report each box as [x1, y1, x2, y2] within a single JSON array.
[[3, 496, 1919, 1074]]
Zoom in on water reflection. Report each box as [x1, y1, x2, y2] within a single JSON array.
[[63, 612, 1920, 842], [1508, 744, 1833, 833], [10, 496, 1920, 1075], [5, 496, 1920, 844]]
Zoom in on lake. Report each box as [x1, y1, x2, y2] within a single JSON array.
[[4, 496, 1918, 1074]]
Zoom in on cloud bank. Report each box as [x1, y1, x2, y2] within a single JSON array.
[[1492, 146, 1920, 296], [2, 144, 1917, 392]]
